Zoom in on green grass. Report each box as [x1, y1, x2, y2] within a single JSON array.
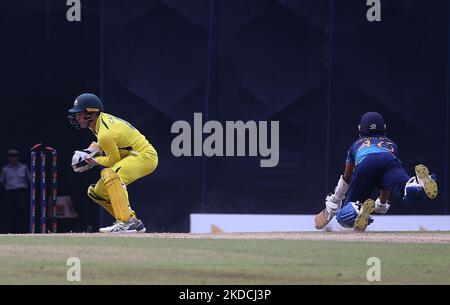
[[0, 235, 449, 284]]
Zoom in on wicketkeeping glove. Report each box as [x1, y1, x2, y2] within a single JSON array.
[[71, 150, 100, 173]]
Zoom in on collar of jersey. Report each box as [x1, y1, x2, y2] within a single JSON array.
[[92, 112, 103, 135]]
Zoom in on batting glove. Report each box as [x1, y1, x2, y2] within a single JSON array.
[[325, 193, 342, 215], [374, 198, 390, 214]]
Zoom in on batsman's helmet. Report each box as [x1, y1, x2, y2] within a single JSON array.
[[68, 93, 104, 129], [358, 112, 386, 136]]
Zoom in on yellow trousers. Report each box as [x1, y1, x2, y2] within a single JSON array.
[[87, 149, 158, 219]]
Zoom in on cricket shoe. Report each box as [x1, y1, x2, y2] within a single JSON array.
[[415, 164, 438, 199], [99, 217, 146, 233], [354, 199, 375, 232], [403, 171, 437, 204]]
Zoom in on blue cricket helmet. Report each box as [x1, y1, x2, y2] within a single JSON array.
[[68, 93, 104, 129], [68, 93, 104, 113], [359, 112, 386, 136]]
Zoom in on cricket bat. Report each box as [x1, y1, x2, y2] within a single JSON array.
[[314, 208, 332, 229]]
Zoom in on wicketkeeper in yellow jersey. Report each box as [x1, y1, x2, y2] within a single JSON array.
[[68, 93, 158, 233]]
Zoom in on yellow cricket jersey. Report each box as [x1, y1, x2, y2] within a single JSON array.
[[91, 112, 156, 168]]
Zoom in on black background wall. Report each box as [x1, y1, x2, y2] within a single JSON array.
[[0, 0, 448, 232]]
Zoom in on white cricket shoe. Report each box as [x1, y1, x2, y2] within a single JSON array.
[[99, 218, 146, 233]]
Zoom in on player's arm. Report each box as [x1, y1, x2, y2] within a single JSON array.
[[315, 148, 355, 229], [343, 162, 355, 184], [315, 162, 351, 229], [95, 132, 121, 168], [375, 189, 391, 214], [379, 190, 389, 203], [322, 157, 354, 216], [86, 141, 100, 154]]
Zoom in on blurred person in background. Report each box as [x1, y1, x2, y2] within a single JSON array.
[[0, 149, 30, 233]]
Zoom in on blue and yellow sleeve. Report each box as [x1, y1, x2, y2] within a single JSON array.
[[345, 146, 355, 164]]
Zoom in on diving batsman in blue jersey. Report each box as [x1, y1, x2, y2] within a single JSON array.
[[315, 112, 438, 232]]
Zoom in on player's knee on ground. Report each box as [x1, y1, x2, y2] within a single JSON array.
[[336, 203, 360, 228], [101, 168, 133, 222], [87, 184, 115, 217]]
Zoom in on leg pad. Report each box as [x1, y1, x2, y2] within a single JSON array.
[[101, 168, 132, 222]]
